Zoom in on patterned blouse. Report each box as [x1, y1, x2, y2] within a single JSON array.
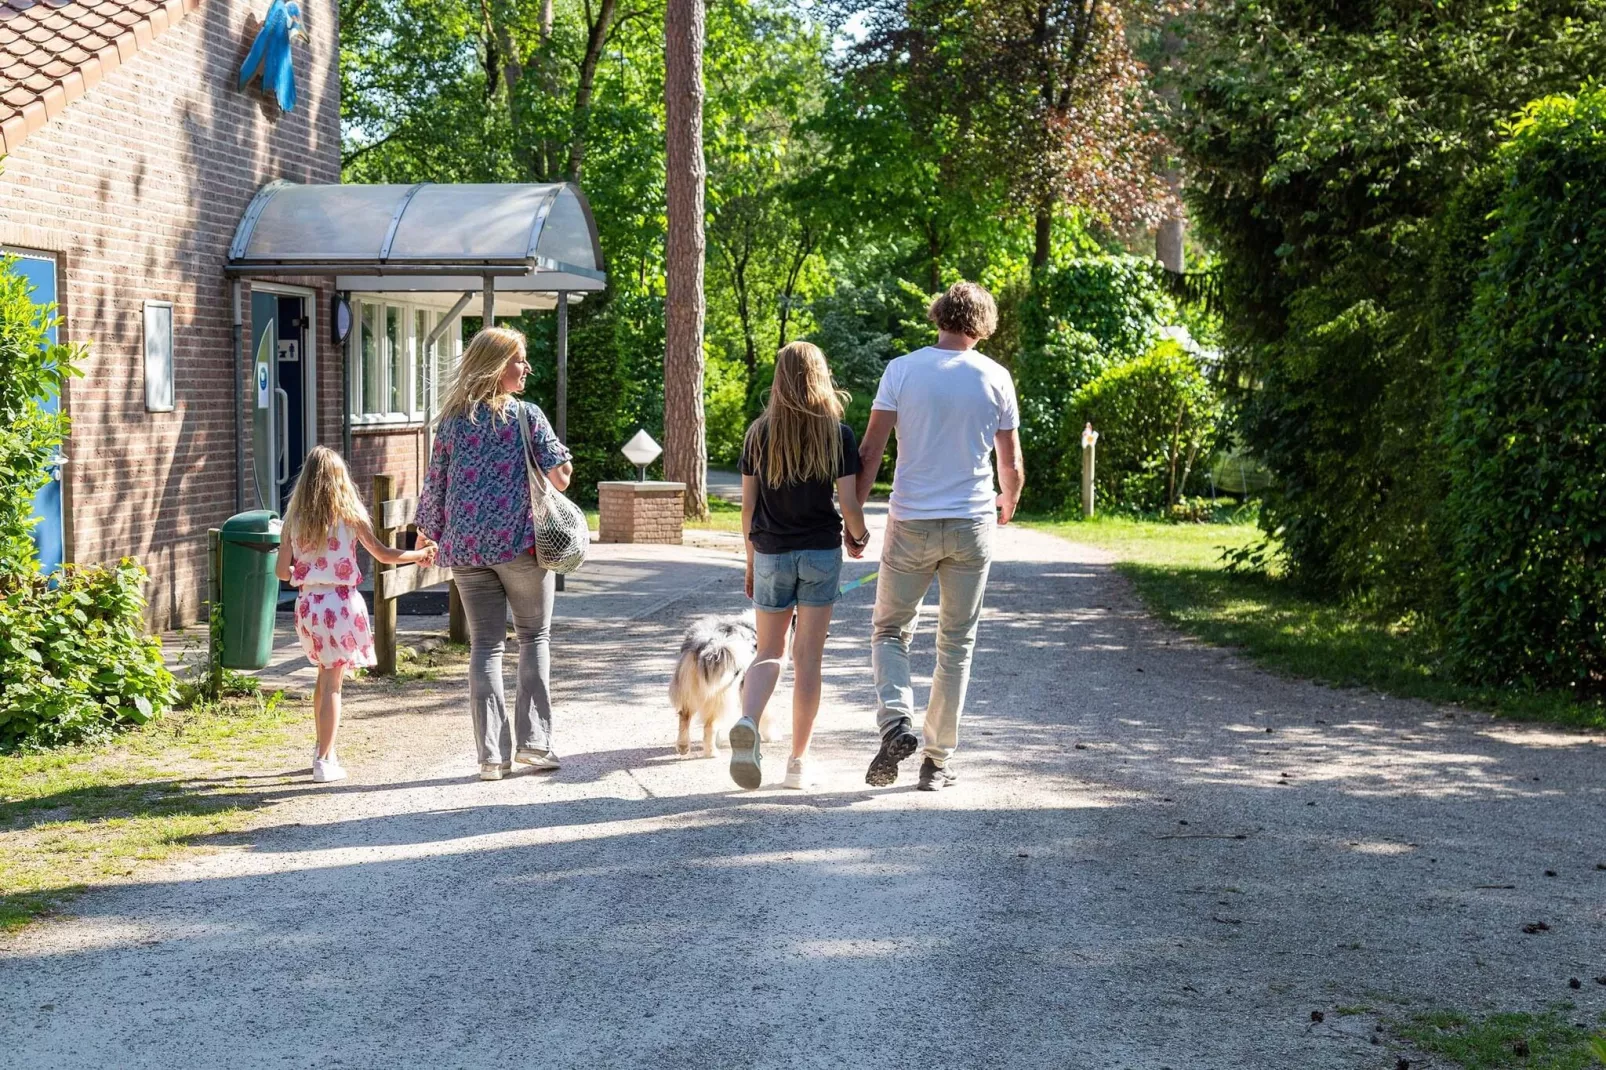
[[416, 400, 572, 568]]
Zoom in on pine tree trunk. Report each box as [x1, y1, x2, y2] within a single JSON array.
[[664, 0, 709, 518]]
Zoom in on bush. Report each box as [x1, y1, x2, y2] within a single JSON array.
[[1070, 341, 1224, 513], [0, 255, 79, 572], [1443, 87, 1606, 692], [0, 559, 178, 751], [1017, 255, 1177, 508]]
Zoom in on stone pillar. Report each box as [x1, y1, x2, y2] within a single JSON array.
[[597, 481, 687, 544]]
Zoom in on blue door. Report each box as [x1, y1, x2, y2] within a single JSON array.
[[13, 253, 64, 572]]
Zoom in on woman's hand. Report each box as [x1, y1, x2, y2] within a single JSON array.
[[844, 528, 868, 559]]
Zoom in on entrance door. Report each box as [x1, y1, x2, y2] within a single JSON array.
[[13, 253, 65, 572], [248, 290, 310, 513]]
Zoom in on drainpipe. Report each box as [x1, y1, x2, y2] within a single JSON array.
[[232, 281, 244, 514], [340, 291, 352, 460]]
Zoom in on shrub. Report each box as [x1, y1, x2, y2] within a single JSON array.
[[1017, 255, 1177, 508], [0, 255, 80, 572], [1070, 341, 1224, 514], [0, 559, 178, 751], [1443, 87, 1606, 692]]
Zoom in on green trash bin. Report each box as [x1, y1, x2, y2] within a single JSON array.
[[219, 509, 282, 670]]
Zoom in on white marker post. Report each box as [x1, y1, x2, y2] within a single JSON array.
[[1081, 423, 1098, 519]]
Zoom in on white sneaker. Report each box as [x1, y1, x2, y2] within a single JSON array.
[[515, 748, 561, 771], [479, 762, 511, 781], [782, 756, 810, 790], [312, 757, 347, 784]]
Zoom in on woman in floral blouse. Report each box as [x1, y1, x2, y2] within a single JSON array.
[[417, 327, 573, 781]]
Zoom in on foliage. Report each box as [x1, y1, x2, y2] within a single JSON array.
[[1443, 87, 1606, 693], [1170, 0, 1606, 600], [1016, 254, 1179, 507], [1069, 340, 1222, 512], [0, 256, 79, 573], [0, 560, 178, 752]]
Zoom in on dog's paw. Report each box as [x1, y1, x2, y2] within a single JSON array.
[[675, 742, 690, 756], [760, 729, 783, 743]]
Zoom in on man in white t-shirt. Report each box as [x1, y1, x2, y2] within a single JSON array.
[[855, 281, 1024, 790]]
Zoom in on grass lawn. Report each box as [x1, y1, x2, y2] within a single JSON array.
[[1026, 514, 1605, 731], [0, 644, 460, 931], [1396, 1007, 1606, 1069]]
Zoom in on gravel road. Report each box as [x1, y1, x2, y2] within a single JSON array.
[[2, 521, 1603, 1069]]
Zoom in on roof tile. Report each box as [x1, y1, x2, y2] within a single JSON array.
[[0, 0, 195, 149]]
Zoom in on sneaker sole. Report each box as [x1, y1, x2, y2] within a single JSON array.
[[865, 732, 920, 787], [516, 755, 561, 771], [728, 720, 763, 790]]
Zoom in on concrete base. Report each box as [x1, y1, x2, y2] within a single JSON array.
[[597, 480, 685, 544]]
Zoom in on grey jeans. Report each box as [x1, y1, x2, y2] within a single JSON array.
[[871, 516, 995, 766], [453, 554, 555, 765]]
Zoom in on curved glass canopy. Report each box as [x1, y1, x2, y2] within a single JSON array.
[[227, 182, 606, 298]]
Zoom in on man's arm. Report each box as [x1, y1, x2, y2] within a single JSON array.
[[857, 408, 896, 506], [994, 428, 1024, 525]]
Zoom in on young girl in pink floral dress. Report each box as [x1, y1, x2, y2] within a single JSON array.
[[275, 447, 434, 783]]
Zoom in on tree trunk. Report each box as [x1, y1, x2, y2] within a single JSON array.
[[1033, 202, 1053, 269], [566, 0, 619, 183], [664, 0, 708, 518]]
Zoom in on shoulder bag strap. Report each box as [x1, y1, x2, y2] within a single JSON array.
[[515, 403, 551, 494]]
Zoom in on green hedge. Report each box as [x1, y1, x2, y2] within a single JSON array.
[[0, 560, 177, 751], [1444, 87, 1606, 691], [1070, 341, 1224, 513]]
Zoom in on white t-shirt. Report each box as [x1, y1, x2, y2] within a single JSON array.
[[872, 345, 1020, 521]]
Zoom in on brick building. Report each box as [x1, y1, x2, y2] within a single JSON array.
[[0, 0, 603, 628]]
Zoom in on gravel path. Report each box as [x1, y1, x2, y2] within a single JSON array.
[[2, 520, 1603, 1069]]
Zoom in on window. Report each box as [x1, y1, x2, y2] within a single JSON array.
[[143, 301, 174, 412], [348, 299, 462, 425]]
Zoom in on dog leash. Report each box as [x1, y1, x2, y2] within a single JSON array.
[[838, 570, 877, 595]]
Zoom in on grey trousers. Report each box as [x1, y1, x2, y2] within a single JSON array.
[[453, 554, 555, 765], [871, 516, 995, 766]]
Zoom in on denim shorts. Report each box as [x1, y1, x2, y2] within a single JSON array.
[[752, 548, 843, 612]]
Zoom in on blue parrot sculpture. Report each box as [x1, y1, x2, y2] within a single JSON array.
[[238, 0, 308, 112]]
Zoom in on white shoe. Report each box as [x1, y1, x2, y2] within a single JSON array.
[[515, 748, 561, 771], [479, 762, 511, 781], [782, 756, 810, 790], [312, 757, 347, 784]]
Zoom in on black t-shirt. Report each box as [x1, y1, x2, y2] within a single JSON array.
[[739, 422, 863, 554]]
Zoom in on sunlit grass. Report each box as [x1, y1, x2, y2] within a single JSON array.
[[1395, 1007, 1606, 1069], [1027, 514, 1605, 731]]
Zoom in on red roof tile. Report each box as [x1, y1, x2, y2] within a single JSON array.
[[0, 0, 201, 155]]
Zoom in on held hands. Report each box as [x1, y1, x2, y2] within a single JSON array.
[[844, 528, 869, 559]]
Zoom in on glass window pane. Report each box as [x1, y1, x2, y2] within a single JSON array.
[[386, 306, 404, 414], [361, 304, 382, 415], [414, 309, 430, 413], [437, 317, 460, 406]]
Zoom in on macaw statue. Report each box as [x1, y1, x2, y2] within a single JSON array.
[[238, 0, 308, 113]]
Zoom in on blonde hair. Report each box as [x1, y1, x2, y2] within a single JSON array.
[[283, 446, 370, 553], [436, 326, 526, 425], [745, 341, 847, 488], [927, 280, 998, 340]]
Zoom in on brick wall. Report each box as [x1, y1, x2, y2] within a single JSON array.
[[0, 0, 342, 629], [598, 482, 685, 544]]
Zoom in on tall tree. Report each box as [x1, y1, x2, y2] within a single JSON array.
[[664, 0, 708, 517]]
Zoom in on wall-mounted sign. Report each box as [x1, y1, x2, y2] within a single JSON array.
[[277, 339, 300, 363], [238, 0, 308, 112], [256, 361, 271, 409]]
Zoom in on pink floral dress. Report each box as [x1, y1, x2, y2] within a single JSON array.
[[289, 522, 376, 670]]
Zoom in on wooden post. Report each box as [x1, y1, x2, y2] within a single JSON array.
[[448, 580, 468, 644], [372, 474, 397, 675], [1081, 424, 1098, 519], [207, 527, 223, 699]]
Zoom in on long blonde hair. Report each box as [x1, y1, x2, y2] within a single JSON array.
[[283, 446, 370, 553], [745, 341, 848, 487], [436, 326, 525, 424]]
